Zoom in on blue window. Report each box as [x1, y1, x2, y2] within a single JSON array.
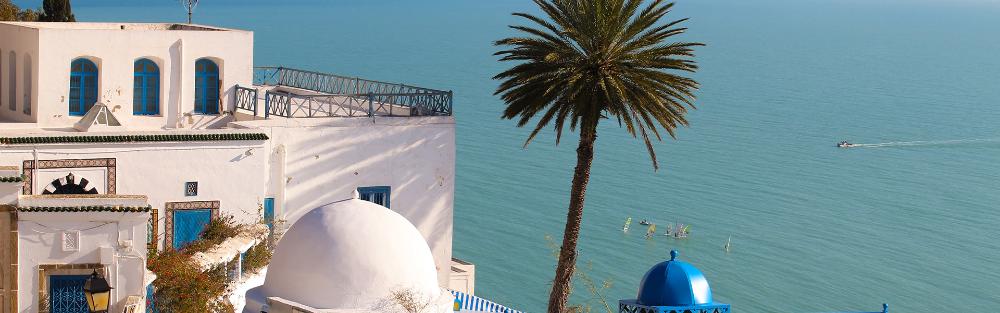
[[69, 59, 98, 116], [263, 197, 275, 230], [172, 209, 213, 249], [194, 58, 220, 114], [146, 284, 159, 313], [358, 186, 391, 208], [49, 275, 90, 313], [133, 59, 160, 115]]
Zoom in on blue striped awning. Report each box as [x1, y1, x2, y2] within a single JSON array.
[[449, 290, 524, 313]]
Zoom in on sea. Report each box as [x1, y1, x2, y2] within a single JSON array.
[[28, 0, 1000, 311]]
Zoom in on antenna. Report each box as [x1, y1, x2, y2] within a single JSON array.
[[180, 0, 200, 24]]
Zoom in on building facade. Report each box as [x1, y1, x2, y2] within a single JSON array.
[[0, 22, 457, 313]]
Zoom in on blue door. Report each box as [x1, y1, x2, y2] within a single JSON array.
[[49, 275, 90, 313], [263, 198, 275, 230], [173, 209, 212, 249]]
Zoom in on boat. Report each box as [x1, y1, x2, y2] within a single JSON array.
[[837, 141, 855, 148], [622, 217, 632, 233], [639, 219, 651, 226]]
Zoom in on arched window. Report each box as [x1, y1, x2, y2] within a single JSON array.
[[133, 59, 160, 115], [194, 58, 220, 114], [23, 54, 31, 115], [69, 59, 99, 116], [8, 51, 15, 111]]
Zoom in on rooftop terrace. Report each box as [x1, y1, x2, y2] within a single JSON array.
[[236, 67, 453, 119]]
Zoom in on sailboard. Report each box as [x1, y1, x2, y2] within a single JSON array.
[[623, 217, 632, 233], [645, 224, 657, 239]]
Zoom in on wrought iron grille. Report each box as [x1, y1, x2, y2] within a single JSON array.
[[49, 275, 90, 313], [238, 66, 453, 118]]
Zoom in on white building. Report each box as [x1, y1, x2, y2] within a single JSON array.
[[0, 21, 467, 313], [249, 193, 518, 313]]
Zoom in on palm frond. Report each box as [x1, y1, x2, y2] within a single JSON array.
[[495, 0, 703, 169]]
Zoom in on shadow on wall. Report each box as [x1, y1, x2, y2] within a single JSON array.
[[166, 40, 181, 129], [277, 120, 454, 260]]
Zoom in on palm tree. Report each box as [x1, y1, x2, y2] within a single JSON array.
[[493, 1, 703, 312]]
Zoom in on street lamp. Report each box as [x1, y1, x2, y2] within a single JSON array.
[[83, 270, 113, 313]]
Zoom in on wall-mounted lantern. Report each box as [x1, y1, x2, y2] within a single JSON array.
[[83, 270, 113, 313]]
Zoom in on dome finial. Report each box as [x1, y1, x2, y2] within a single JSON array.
[[670, 250, 679, 261], [351, 189, 360, 199]]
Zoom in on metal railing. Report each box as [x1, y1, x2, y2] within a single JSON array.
[[235, 86, 258, 116], [237, 66, 453, 119]]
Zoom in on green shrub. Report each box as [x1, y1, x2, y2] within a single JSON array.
[[148, 249, 232, 313], [149, 216, 248, 313], [201, 216, 244, 245], [241, 242, 272, 274], [183, 215, 244, 255]]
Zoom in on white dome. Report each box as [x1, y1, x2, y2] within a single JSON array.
[[259, 196, 447, 312]]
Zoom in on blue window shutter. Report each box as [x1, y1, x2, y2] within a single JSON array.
[[263, 198, 275, 230], [195, 59, 220, 114], [172, 209, 213, 249], [133, 59, 160, 115], [357, 186, 391, 209], [69, 59, 98, 116]]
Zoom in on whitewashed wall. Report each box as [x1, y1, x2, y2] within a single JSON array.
[[15, 195, 150, 313], [234, 116, 457, 285], [0, 23, 39, 123], [0, 139, 269, 250], [0, 22, 254, 129]]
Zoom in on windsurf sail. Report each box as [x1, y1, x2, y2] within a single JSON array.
[[645, 224, 657, 238], [623, 217, 632, 232]]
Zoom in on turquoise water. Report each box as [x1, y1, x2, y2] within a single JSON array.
[[68, 0, 1000, 312]]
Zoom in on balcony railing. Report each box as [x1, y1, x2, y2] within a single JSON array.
[[236, 67, 453, 119]]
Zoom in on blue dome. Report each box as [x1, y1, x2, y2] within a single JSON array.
[[636, 250, 713, 307]]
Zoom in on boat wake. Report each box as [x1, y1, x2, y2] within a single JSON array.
[[847, 138, 1000, 148]]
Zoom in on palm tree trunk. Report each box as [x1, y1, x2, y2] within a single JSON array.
[[547, 130, 597, 313]]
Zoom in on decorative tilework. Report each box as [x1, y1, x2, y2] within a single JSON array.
[[21, 158, 116, 195], [148, 208, 159, 255]]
